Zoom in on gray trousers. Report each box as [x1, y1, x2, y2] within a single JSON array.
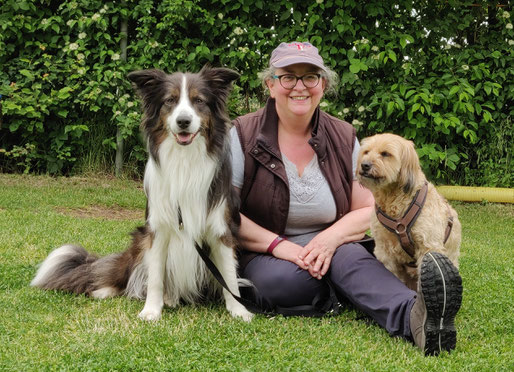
[[240, 242, 416, 339]]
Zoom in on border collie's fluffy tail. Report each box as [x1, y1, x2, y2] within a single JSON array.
[[31, 245, 99, 295], [31, 228, 148, 297]]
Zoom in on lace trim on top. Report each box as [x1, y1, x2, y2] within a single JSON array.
[[282, 154, 325, 204]]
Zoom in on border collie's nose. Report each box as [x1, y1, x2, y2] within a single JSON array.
[[176, 114, 192, 129], [361, 162, 372, 172]]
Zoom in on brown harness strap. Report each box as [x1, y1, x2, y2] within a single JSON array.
[[376, 182, 454, 261], [444, 216, 454, 244], [375, 182, 429, 259]]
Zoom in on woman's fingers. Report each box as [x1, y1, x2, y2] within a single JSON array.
[[306, 251, 334, 279], [298, 245, 313, 261]]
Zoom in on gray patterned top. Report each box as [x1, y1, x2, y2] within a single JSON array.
[[230, 127, 360, 243]]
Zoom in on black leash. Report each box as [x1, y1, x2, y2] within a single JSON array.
[[194, 241, 270, 315], [194, 241, 341, 317]]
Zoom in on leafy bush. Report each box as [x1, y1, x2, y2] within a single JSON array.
[[1, 0, 512, 186]]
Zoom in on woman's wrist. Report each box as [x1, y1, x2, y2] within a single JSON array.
[[267, 235, 287, 255]]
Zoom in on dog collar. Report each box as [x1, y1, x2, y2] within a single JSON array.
[[178, 206, 184, 230]]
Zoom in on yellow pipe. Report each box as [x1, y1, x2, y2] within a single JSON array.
[[436, 186, 514, 204]]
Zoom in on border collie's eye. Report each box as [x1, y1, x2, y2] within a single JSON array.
[[165, 97, 176, 105], [381, 151, 390, 157], [194, 97, 204, 104]]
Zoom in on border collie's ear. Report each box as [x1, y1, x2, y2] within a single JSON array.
[[128, 69, 168, 98], [200, 65, 240, 103]]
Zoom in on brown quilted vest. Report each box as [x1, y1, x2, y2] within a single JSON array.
[[232, 98, 356, 235]]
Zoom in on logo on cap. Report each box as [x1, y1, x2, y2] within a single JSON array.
[[288, 42, 312, 51]]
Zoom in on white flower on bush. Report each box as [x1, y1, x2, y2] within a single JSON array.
[[371, 46, 379, 52], [127, 101, 135, 108], [444, 44, 451, 50], [115, 110, 121, 116], [319, 101, 329, 108], [218, 13, 223, 19], [509, 40, 514, 46], [352, 119, 363, 126], [502, 11, 510, 19], [343, 108, 350, 114], [111, 53, 120, 61], [77, 68, 86, 75], [337, 111, 343, 116], [462, 65, 469, 71], [360, 38, 369, 44], [77, 53, 85, 60], [69, 43, 79, 51], [41, 18, 49, 25], [402, 63, 410, 69], [78, 32, 86, 39], [92, 13, 101, 22], [234, 27, 244, 35], [100, 8, 106, 14], [506, 23, 513, 30], [358, 105, 365, 112], [316, 0, 323, 4], [66, 20, 74, 27], [150, 41, 159, 48], [453, 43, 461, 48]]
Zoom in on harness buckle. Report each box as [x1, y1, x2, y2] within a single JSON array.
[[395, 223, 407, 234]]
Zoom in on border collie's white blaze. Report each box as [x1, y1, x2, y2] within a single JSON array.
[[31, 67, 253, 322]]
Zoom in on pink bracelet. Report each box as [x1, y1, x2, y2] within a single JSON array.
[[267, 235, 287, 255]]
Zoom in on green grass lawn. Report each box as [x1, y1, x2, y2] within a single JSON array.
[[0, 173, 512, 371]]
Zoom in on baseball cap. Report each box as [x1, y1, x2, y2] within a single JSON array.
[[269, 42, 327, 71]]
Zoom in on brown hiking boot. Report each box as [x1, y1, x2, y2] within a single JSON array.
[[410, 252, 463, 356]]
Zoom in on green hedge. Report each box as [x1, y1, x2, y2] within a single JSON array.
[[1, 0, 512, 186]]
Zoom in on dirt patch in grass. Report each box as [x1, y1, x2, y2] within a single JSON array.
[[56, 205, 144, 221]]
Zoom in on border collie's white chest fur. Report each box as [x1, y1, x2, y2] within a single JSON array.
[[145, 135, 218, 236]]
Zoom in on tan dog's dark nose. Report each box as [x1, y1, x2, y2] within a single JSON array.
[[361, 162, 372, 172]]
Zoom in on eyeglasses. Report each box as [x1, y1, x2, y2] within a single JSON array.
[[272, 73, 321, 89]]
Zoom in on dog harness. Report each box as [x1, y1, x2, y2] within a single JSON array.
[[375, 182, 454, 263]]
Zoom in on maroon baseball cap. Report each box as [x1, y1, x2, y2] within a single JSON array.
[[269, 42, 327, 71]]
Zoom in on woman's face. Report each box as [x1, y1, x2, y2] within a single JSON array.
[[266, 63, 325, 122]]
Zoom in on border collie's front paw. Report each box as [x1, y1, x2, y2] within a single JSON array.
[[228, 304, 254, 322], [138, 307, 162, 321]]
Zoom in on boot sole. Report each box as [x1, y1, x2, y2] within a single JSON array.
[[420, 252, 463, 356]]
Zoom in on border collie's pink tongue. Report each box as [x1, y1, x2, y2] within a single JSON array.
[[174, 132, 197, 145]]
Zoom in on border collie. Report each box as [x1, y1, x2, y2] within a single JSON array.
[[31, 66, 253, 322]]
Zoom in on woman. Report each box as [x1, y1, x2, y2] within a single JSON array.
[[230, 42, 462, 355]]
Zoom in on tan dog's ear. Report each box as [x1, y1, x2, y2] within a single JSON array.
[[398, 139, 420, 194]]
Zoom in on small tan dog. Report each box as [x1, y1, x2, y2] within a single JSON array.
[[356, 133, 461, 290]]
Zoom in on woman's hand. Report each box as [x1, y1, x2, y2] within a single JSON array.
[[298, 231, 338, 280], [271, 240, 309, 270], [298, 181, 375, 279]]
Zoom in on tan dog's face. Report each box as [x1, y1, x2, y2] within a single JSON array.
[[356, 133, 421, 194]]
